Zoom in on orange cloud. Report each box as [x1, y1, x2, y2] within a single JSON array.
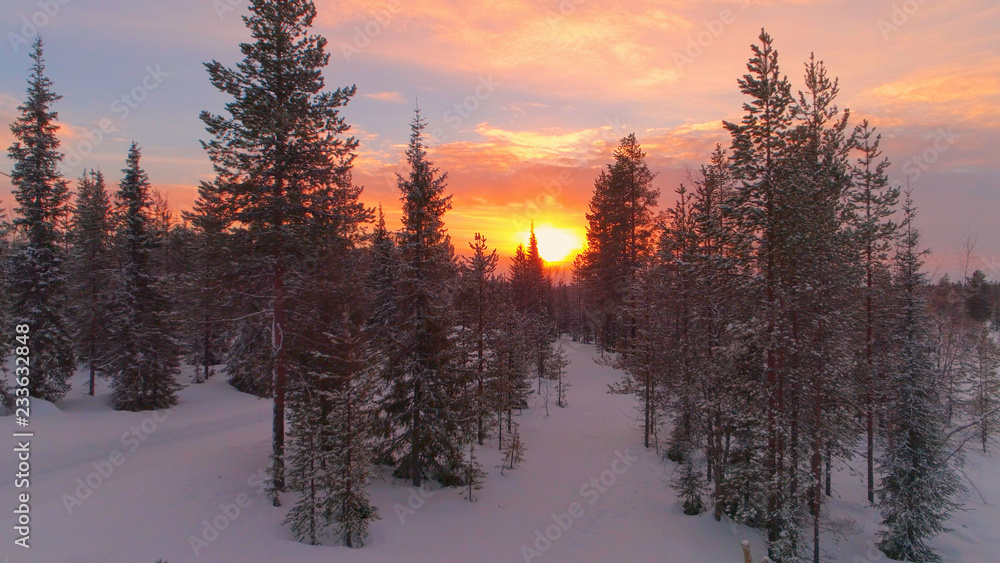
[[363, 91, 407, 103]]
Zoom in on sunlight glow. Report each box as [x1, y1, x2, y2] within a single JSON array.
[[521, 224, 584, 263]]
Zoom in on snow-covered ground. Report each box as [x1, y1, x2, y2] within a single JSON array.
[[2, 340, 999, 562]]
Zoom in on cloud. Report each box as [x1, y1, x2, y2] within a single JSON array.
[[316, 0, 691, 100], [363, 91, 407, 103], [862, 58, 1000, 129]]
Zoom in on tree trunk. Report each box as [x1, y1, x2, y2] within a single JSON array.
[[271, 263, 287, 502]]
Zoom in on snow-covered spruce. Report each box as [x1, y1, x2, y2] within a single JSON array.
[[68, 170, 114, 397], [5, 38, 75, 401], [376, 110, 471, 488], [876, 195, 963, 562], [284, 320, 379, 547], [104, 144, 182, 411]]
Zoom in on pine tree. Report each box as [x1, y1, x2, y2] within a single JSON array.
[[199, 0, 358, 495], [5, 38, 75, 401], [723, 29, 796, 558], [786, 54, 859, 562], [877, 193, 962, 562], [379, 110, 467, 487], [500, 421, 526, 475], [68, 170, 114, 396], [104, 144, 182, 411], [847, 119, 900, 503], [967, 325, 1000, 453]]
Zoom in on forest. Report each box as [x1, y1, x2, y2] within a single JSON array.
[[2, 1, 999, 562]]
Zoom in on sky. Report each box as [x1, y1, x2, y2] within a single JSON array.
[[1, 0, 998, 278]]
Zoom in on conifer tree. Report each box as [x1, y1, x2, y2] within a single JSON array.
[[574, 134, 658, 350], [847, 119, 900, 503], [199, 0, 358, 494], [500, 421, 526, 475], [6, 38, 75, 401], [284, 317, 379, 547], [367, 206, 399, 333], [877, 193, 962, 562], [723, 29, 796, 557], [459, 233, 501, 444], [547, 341, 569, 408], [68, 170, 114, 396], [104, 144, 182, 411], [492, 296, 533, 450], [967, 325, 1000, 453], [180, 180, 233, 385], [510, 225, 553, 388], [0, 209, 12, 403], [786, 54, 858, 562], [464, 441, 485, 502], [379, 110, 466, 487]]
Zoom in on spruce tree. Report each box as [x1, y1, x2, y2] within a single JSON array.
[[510, 224, 553, 389], [367, 206, 399, 333], [180, 180, 233, 385], [0, 209, 12, 407], [199, 0, 358, 494], [492, 295, 533, 451], [379, 110, 466, 487], [104, 143, 182, 411], [574, 134, 658, 350], [284, 317, 379, 547], [68, 170, 114, 396], [877, 193, 962, 562], [458, 233, 501, 444], [6, 38, 75, 401]]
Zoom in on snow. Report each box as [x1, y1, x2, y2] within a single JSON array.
[[2, 340, 999, 562]]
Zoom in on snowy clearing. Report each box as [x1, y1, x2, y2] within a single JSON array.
[[2, 340, 999, 562]]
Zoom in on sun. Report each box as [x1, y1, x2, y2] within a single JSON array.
[[522, 224, 583, 263]]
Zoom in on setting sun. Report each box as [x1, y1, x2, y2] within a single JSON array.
[[521, 224, 584, 263]]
